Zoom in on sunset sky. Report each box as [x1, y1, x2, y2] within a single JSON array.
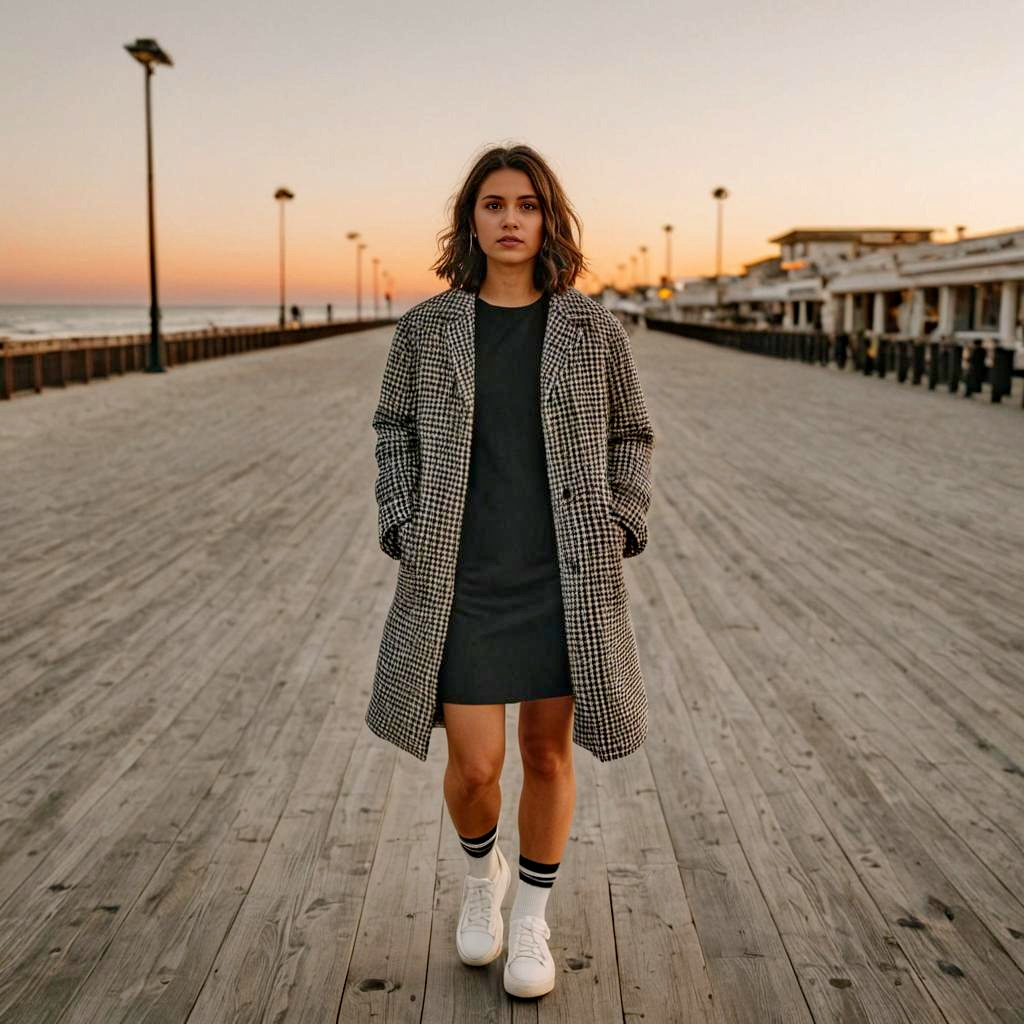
[[2, 0, 1022, 307]]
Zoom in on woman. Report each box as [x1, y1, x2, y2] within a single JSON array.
[[367, 143, 655, 999]]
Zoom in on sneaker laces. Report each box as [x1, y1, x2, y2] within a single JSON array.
[[509, 915, 551, 965], [461, 874, 497, 933]]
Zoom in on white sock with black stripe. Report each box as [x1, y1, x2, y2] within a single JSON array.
[[458, 822, 500, 880], [510, 853, 559, 921]]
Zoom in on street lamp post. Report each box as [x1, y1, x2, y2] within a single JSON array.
[[274, 188, 294, 329], [662, 224, 673, 286], [357, 243, 367, 319], [345, 232, 362, 320], [712, 186, 729, 312], [124, 38, 173, 374], [372, 256, 379, 318]]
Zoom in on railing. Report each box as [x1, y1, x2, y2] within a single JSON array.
[[0, 318, 396, 400], [645, 319, 1023, 407]]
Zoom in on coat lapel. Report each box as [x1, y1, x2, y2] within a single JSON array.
[[440, 287, 589, 411]]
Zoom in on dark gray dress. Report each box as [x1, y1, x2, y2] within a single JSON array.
[[437, 291, 574, 705]]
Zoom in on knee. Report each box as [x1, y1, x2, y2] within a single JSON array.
[[520, 741, 572, 779], [449, 757, 502, 794]]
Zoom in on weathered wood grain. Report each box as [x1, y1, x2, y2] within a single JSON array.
[[0, 322, 1020, 1022]]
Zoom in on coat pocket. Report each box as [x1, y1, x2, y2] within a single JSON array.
[[394, 516, 419, 608], [605, 504, 628, 561]]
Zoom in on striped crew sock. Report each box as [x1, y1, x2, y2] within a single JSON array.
[[458, 822, 500, 880], [510, 853, 560, 921]]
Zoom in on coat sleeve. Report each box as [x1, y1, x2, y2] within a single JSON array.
[[606, 319, 655, 558], [371, 315, 420, 560]]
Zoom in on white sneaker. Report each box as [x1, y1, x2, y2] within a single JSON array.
[[503, 914, 555, 997], [455, 844, 511, 966]]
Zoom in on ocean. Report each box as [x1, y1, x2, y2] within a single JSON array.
[[0, 303, 398, 342]]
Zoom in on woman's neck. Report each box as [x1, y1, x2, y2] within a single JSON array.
[[476, 268, 543, 308]]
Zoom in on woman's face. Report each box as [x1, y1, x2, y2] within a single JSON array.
[[472, 167, 544, 267]]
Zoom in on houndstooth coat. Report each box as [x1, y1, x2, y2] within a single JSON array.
[[365, 285, 655, 762]]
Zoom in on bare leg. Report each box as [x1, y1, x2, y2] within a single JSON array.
[[442, 702, 506, 836], [516, 695, 575, 862]]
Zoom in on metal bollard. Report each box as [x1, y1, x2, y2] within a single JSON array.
[[896, 338, 910, 383], [911, 340, 925, 385], [964, 339, 986, 397], [836, 332, 848, 370], [859, 333, 873, 375], [928, 340, 940, 389], [990, 344, 1013, 403], [948, 342, 963, 393]]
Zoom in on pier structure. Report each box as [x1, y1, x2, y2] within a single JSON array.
[[0, 319, 1022, 1021]]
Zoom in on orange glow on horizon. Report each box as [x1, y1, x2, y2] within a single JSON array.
[[3, 3, 1020, 306]]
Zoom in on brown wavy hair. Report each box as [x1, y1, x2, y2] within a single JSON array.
[[430, 144, 590, 295]]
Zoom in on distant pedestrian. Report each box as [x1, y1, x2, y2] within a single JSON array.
[[326, 302, 333, 323]]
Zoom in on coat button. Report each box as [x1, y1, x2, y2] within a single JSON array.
[[562, 485, 571, 501]]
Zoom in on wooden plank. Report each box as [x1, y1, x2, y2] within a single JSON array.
[[0, 503, 380, 1020], [638, 335, 1024, 1015], [686, 471, 1024, 819], [196, 653, 398, 1024], [0, 411, 377, 907], [334, 740, 441, 1022], [637, 553, 945, 1023], [596, 742, 719, 1021]]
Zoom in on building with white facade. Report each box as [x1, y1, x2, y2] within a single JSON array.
[[665, 226, 1024, 350]]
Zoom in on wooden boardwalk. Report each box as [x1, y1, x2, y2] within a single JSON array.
[[1, 320, 1022, 1023]]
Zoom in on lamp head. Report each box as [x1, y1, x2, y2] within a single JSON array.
[[125, 38, 173, 67]]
